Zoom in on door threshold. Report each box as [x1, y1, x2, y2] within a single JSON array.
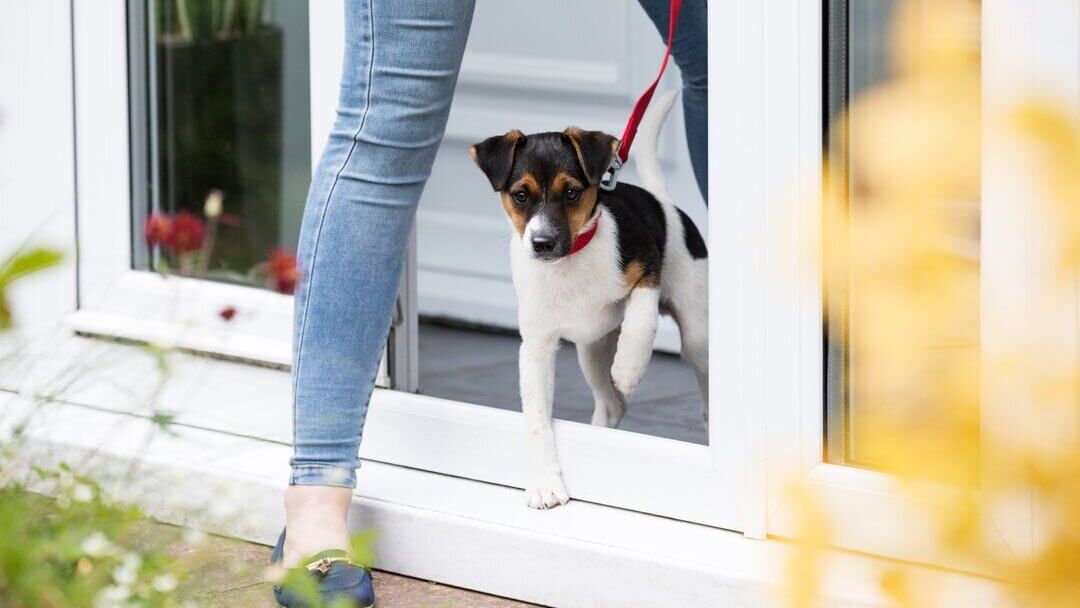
[[1, 393, 1003, 608]]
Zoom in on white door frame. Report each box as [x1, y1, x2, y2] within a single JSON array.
[[68, 0, 749, 534]]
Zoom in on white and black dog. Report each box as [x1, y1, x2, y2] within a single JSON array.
[[471, 91, 708, 509]]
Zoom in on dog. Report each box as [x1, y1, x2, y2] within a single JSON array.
[[470, 91, 708, 509]]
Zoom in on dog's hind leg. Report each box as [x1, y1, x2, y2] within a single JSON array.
[[682, 341, 708, 425], [577, 330, 627, 428], [676, 306, 709, 425]]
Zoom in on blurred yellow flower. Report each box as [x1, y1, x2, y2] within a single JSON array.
[[789, 1, 1080, 606]]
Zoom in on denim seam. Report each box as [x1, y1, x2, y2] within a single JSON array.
[[291, 0, 378, 465]]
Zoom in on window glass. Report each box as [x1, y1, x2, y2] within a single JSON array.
[[131, 0, 310, 292], [824, 0, 981, 479]]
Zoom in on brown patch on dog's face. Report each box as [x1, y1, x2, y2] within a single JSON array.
[[557, 172, 600, 241], [501, 173, 542, 236], [510, 173, 542, 198], [622, 261, 660, 288], [550, 172, 583, 195], [500, 192, 528, 235], [471, 129, 616, 260]]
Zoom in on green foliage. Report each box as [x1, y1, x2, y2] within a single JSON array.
[[0, 243, 195, 606], [348, 530, 378, 568], [0, 461, 190, 608], [156, 0, 268, 42], [0, 239, 380, 607], [0, 247, 63, 331], [141, 343, 172, 374], [0, 249, 63, 288]]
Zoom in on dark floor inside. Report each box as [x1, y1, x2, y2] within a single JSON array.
[[417, 321, 707, 445]]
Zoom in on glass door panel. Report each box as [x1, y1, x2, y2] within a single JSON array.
[[130, 0, 311, 291], [410, 0, 710, 445], [824, 0, 981, 481]]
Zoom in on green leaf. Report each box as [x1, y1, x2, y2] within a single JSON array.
[[349, 529, 379, 567], [0, 248, 63, 288], [153, 256, 172, 275], [142, 342, 172, 373], [0, 295, 10, 332], [151, 411, 177, 433], [279, 567, 322, 605]]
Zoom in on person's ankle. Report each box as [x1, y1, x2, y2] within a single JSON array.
[[283, 485, 352, 567]]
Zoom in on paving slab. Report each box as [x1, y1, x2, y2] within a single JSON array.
[[127, 521, 539, 607], [190, 570, 540, 608]]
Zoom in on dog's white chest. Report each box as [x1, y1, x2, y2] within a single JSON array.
[[509, 217, 627, 345]]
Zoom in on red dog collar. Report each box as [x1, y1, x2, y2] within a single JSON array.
[[569, 210, 601, 255]]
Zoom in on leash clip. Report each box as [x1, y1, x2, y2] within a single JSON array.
[[599, 155, 622, 191]]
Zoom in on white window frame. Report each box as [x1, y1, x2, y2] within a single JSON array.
[[69, 0, 749, 534], [68, 0, 1070, 570], [753, 0, 1072, 569], [70, 1, 299, 368]]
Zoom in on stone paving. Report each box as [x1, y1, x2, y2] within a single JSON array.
[[138, 522, 538, 607], [419, 321, 708, 445]]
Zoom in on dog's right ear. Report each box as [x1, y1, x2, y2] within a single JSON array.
[[470, 130, 525, 191]]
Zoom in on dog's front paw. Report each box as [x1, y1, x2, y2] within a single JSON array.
[[525, 472, 570, 509], [611, 356, 646, 397]]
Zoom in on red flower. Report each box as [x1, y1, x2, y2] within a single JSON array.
[[267, 248, 299, 295], [169, 211, 205, 254], [144, 214, 172, 247], [219, 306, 237, 321], [274, 270, 299, 295], [267, 248, 295, 276]]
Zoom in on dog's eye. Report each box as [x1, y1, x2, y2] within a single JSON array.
[[566, 188, 580, 201], [512, 190, 529, 204]]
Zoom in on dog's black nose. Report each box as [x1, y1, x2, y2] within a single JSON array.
[[531, 235, 557, 254]]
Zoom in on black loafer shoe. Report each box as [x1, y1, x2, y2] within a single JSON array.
[[270, 529, 375, 608]]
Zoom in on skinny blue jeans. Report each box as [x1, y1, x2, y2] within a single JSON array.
[[639, 0, 709, 202], [290, 0, 708, 488]]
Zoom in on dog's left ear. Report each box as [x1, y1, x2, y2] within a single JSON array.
[[562, 127, 620, 186], [471, 130, 525, 191]]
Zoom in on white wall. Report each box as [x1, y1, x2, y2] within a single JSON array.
[[0, 0, 77, 334]]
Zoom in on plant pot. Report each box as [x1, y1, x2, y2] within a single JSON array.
[[155, 27, 284, 272]]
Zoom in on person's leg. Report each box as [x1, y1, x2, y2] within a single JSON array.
[[636, 0, 708, 203], [286, 0, 475, 566]]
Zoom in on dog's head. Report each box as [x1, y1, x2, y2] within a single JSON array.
[[471, 128, 619, 261]]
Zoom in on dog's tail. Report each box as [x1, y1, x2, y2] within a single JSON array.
[[631, 89, 679, 202]]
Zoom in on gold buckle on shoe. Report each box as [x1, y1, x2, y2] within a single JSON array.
[[306, 555, 362, 577]]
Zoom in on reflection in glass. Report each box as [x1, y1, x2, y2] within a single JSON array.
[[132, 1, 310, 291]]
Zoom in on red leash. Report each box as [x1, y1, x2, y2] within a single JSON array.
[[600, 0, 684, 191], [575, 0, 683, 254], [569, 210, 602, 255]]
